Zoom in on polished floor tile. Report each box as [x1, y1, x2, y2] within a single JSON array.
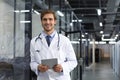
[[82, 61, 120, 80]]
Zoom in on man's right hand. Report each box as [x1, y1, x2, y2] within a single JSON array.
[[38, 64, 49, 72]]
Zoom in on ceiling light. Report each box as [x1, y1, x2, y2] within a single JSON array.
[[97, 9, 101, 16], [72, 19, 82, 22], [70, 23, 73, 26], [89, 41, 105, 44], [116, 34, 118, 37], [109, 42, 116, 44], [14, 10, 19, 13], [85, 33, 88, 35], [99, 22, 103, 26], [71, 41, 79, 44], [20, 10, 30, 13], [100, 31, 103, 34], [14, 10, 30, 13], [101, 35, 116, 41], [20, 21, 31, 23], [89, 41, 116, 44], [82, 34, 85, 37], [33, 10, 40, 15], [56, 10, 64, 17]]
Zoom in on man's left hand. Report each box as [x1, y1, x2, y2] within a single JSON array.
[[53, 64, 63, 72]]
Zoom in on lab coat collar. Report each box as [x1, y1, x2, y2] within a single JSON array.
[[40, 30, 58, 47], [42, 30, 57, 38]]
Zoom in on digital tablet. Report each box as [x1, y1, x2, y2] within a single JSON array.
[[41, 58, 58, 68]]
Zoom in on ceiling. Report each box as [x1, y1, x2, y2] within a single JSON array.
[[4, 0, 120, 41], [33, 0, 120, 41], [67, 0, 120, 41]]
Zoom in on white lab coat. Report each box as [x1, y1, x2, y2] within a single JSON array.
[[30, 32, 78, 80]]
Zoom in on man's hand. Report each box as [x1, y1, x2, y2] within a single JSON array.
[[38, 64, 49, 72], [53, 64, 63, 72]]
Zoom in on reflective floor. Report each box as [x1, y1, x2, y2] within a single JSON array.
[[83, 60, 120, 80]]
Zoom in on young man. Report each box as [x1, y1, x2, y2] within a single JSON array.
[[30, 9, 77, 80]]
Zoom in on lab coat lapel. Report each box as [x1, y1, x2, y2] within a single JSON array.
[[50, 32, 58, 47], [37, 34, 51, 59], [40, 34, 49, 47]]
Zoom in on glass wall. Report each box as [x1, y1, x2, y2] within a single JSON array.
[[0, 0, 84, 80], [0, 0, 32, 80], [0, 0, 14, 59], [0, 1, 14, 79]]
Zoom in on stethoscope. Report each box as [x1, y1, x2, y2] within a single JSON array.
[[35, 32, 60, 50]]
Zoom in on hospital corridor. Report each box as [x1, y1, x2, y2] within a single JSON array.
[[1, 0, 120, 80], [83, 60, 119, 80]]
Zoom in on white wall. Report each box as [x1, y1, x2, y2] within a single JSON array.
[[0, 0, 14, 58], [0, 0, 26, 58], [112, 41, 120, 77], [32, 13, 42, 38]]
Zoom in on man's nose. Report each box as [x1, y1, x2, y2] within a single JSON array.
[[46, 19, 50, 23]]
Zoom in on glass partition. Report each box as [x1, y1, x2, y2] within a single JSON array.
[[0, 0, 14, 59], [0, 0, 32, 80]]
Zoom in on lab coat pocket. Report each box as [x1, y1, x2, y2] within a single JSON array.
[[34, 50, 41, 63], [58, 50, 66, 63]]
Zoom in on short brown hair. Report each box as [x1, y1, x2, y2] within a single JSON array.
[[40, 9, 57, 20]]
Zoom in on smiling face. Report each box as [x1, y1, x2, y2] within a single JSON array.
[[41, 13, 56, 35]]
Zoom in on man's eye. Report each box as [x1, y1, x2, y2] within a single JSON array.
[[49, 18, 53, 21], [42, 18, 53, 21], [43, 19, 47, 21]]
